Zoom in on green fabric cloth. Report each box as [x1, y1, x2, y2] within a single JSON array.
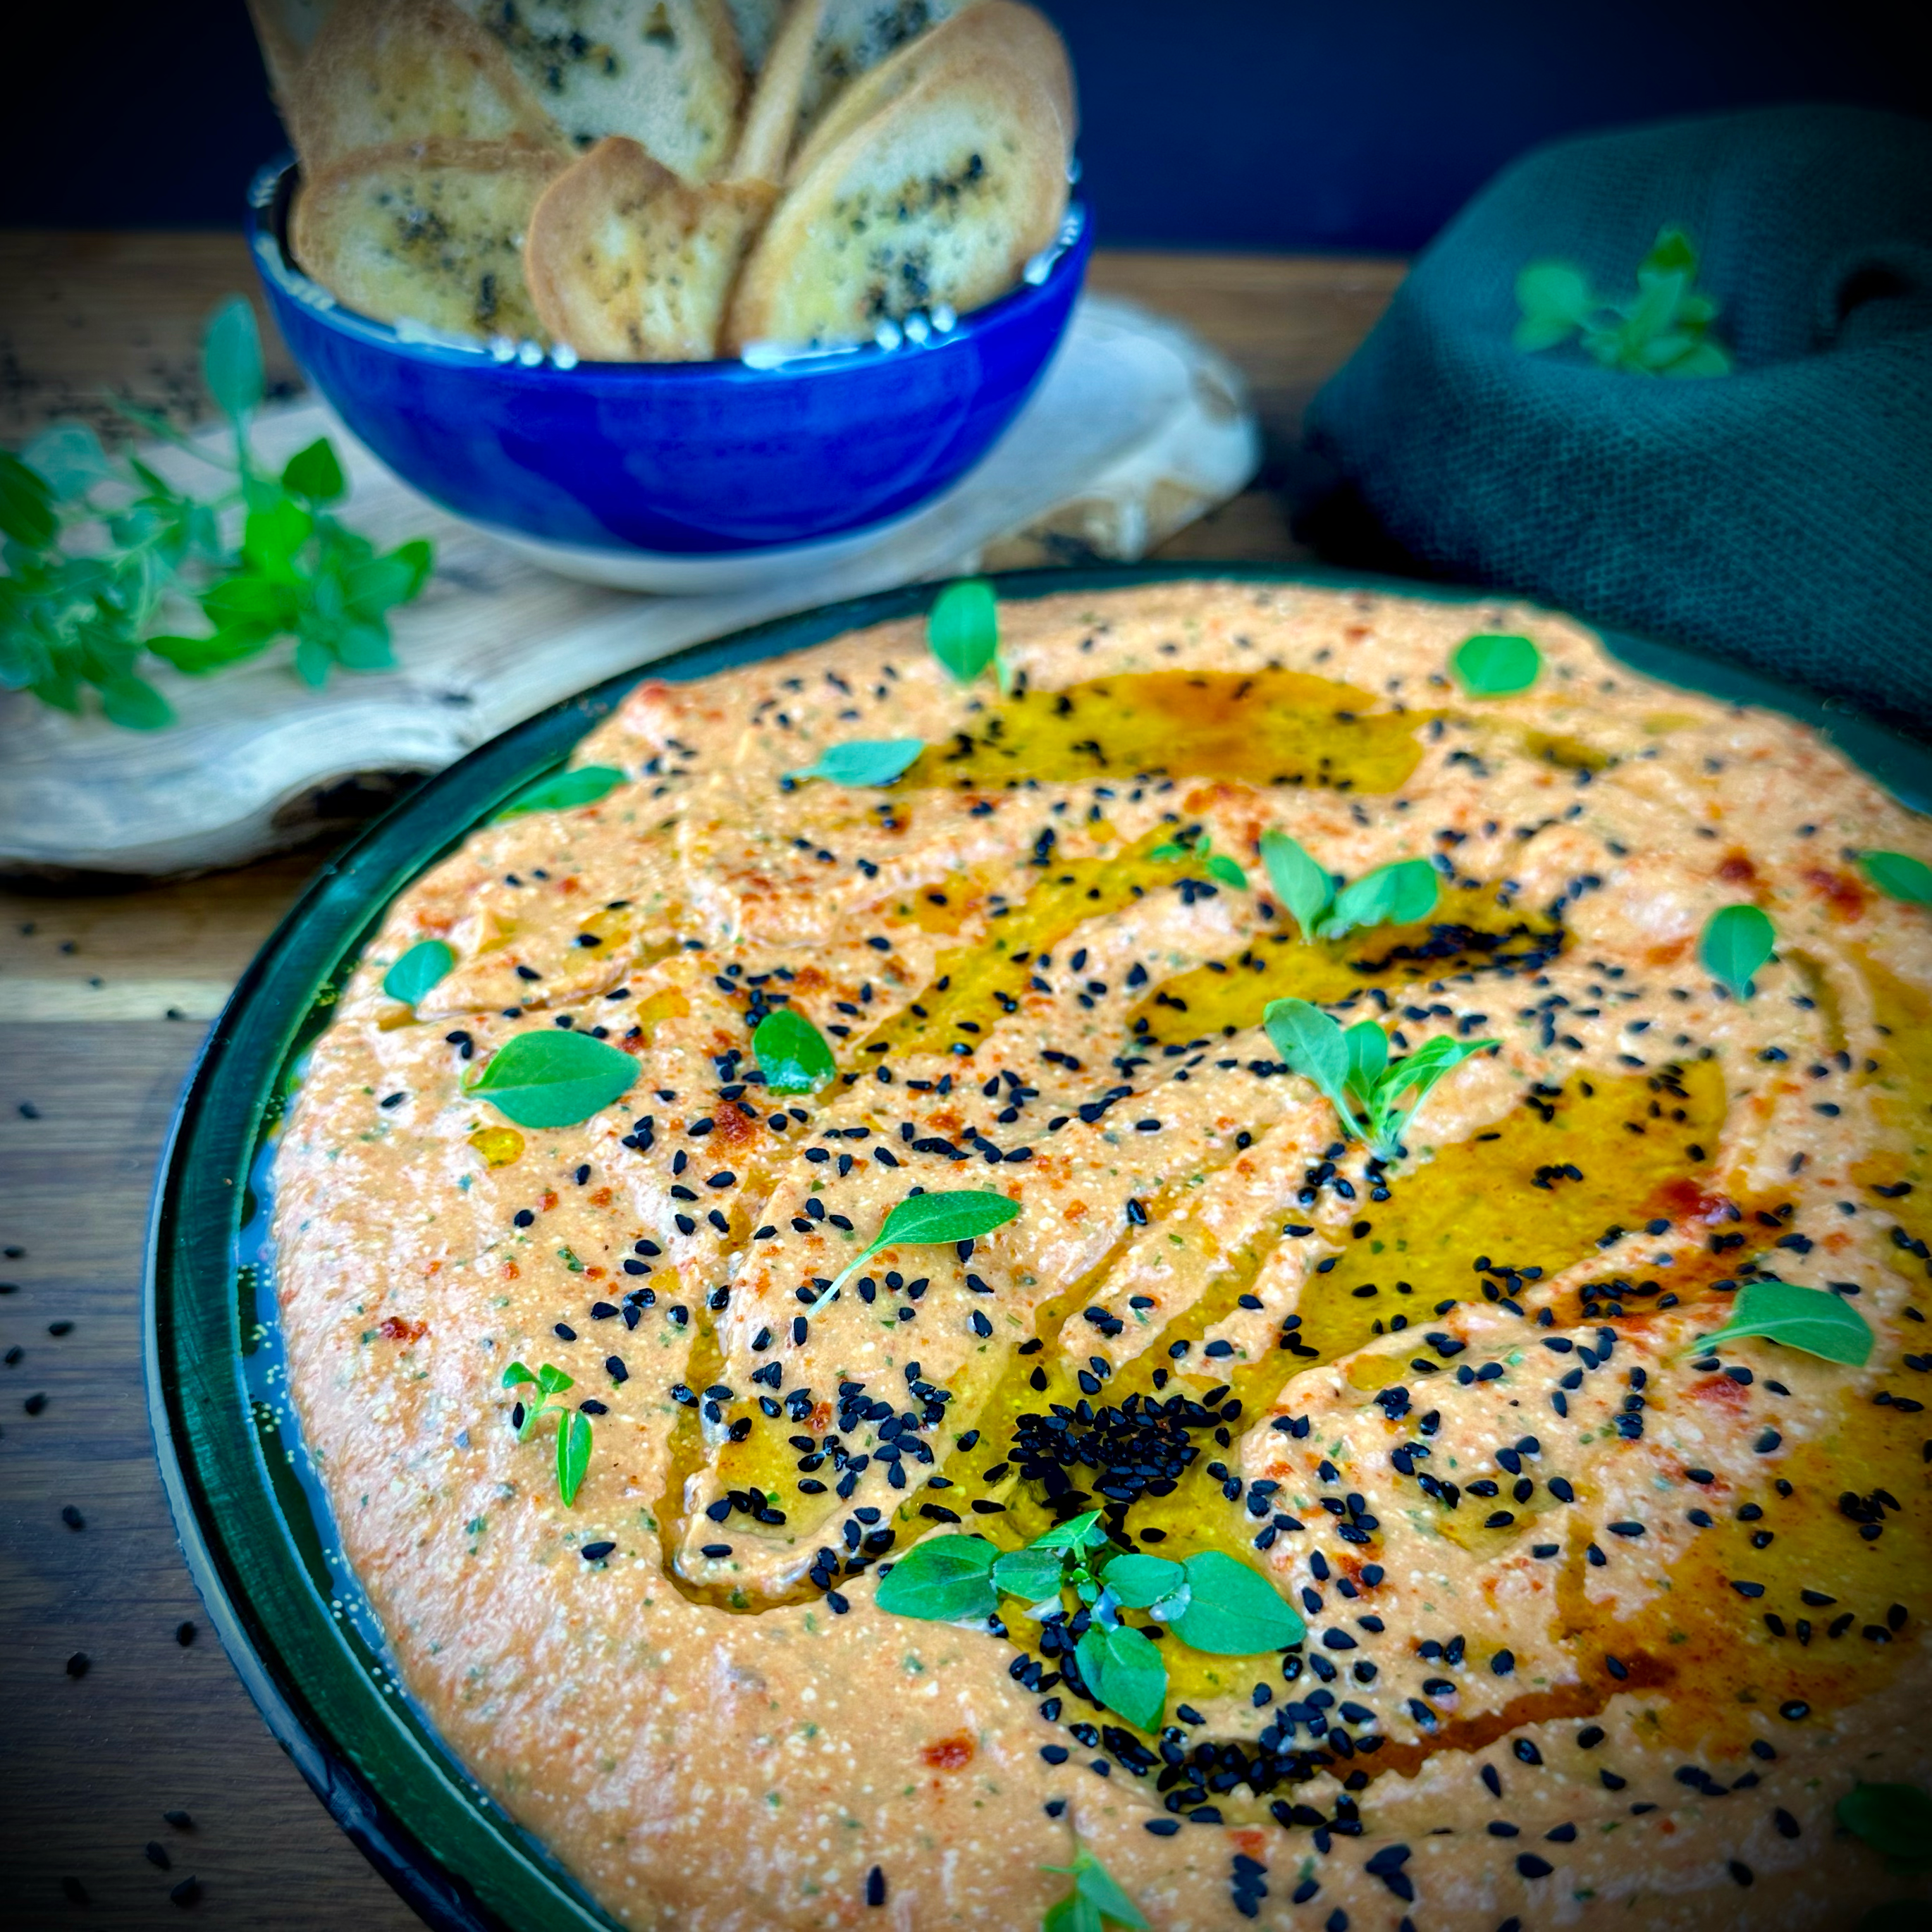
[[1306, 106, 1932, 729]]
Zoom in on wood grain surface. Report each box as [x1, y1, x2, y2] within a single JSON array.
[[0, 229, 1400, 1928]]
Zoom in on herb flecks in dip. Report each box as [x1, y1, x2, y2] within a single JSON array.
[[274, 582, 1932, 1929]]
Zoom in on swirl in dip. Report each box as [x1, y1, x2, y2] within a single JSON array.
[[274, 582, 1932, 1929]]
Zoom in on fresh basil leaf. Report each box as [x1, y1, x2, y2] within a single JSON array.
[[537, 1362, 574, 1395], [496, 764, 627, 820], [147, 629, 273, 674], [874, 1534, 1000, 1621], [787, 738, 925, 787], [1030, 1508, 1106, 1554], [1837, 1783, 1932, 1866], [0, 449, 58, 550], [1148, 840, 1188, 862], [1860, 851, 1932, 906], [465, 1029, 638, 1128], [1169, 1550, 1305, 1654], [927, 577, 999, 685], [557, 1409, 592, 1507], [1325, 857, 1439, 939], [20, 422, 114, 500], [1098, 1553, 1184, 1609], [293, 633, 331, 688], [1343, 1021, 1389, 1102], [282, 437, 347, 505], [1263, 997, 1353, 1126], [751, 1008, 835, 1093], [383, 938, 455, 1005], [875, 1188, 1019, 1250], [1696, 1278, 1874, 1369], [1204, 853, 1249, 891], [992, 1544, 1065, 1604], [1258, 828, 1334, 937], [1050, 1849, 1150, 1932], [204, 296, 265, 423], [202, 570, 296, 630], [1452, 632, 1542, 696], [501, 1364, 536, 1389], [329, 619, 395, 672], [1075, 1621, 1167, 1731], [96, 673, 173, 730], [1379, 1033, 1491, 1105], [1640, 225, 1699, 282], [1514, 262, 1592, 336], [1699, 902, 1775, 999], [242, 498, 313, 571], [1042, 1892, 1101, 1932]]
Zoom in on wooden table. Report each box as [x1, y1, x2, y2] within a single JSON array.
[[0, 232, 1401, 1927]]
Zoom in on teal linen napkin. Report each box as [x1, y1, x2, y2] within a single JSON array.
[[1305, 106, 1932, 727]]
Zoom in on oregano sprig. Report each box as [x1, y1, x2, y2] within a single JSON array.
[[0, 296, 433, 727], [1258, 831, 1439, 942], [811, 1189, 1018, 1310], [1264, 997, 1495, 1162], [501, 1361, 593, 1506]]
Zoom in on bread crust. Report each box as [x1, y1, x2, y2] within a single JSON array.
[[724, 35, 1069, 350], [290, 0, 570, 173], [525, 135, 775, 359], [292, 137, 566, 340]]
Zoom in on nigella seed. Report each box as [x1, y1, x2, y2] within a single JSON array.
[[865, 1866, 887, 1907]]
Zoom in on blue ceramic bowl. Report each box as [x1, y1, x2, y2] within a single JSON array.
[[246, 157, 1090, 565]]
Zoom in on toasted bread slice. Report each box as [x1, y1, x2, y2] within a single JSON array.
[[525, 137, 774, 359], [789, 0, 1071, 182], [796, 0, 963, 128], [723, 0, 785, 67], [450, 0, 743, 182], [730, 0, 825, 182], [290, 0, 568, 172], [248, 0, 336, 103], [724, 44, 1067, 350], [293, 138, 565, 340]]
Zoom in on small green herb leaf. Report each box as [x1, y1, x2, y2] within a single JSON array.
[[282, 437, 347, 505], [1859, 851, 1932, 906], [992, 1544, 1066, 1605], [787, 737, 925, 787], [1040, 1849, 1150, 1932], [465, 1030, 637, 1128], [1074, 1620, 1167, 1730], [1258, 828, 1334, 937], [21, 421, 113, 499], [537, 1364, 574, 1395], [1031, 1508, 1107, 1553], [874, 1533, 999, 1621], [496, 763, 627, 820], [1263, 998, 1355, 1127], [96, 673, 173, 730], [751, 1008, 835, 1093], [1326, 857, 1439, 939], [877, 1189, 1019, 1248], [1453, 632, 1542, 696], [927, 577, 1000, 685], [383, 938, 456, 1006], [556, 1410, 593, 1507], [0, 449, 59, 550], [1700, 902, 1776, 999], [1343, 1021, 1389, 1101], [1837, 1783, 1932, 1866], [204, 297, 265, 424], [1696, 1278, 1875, 1368], [1147, 841, 1187, 862], [1204, 853, 1249, 891], [1098, 1552, 1185, 1609], [501, 1362, 538, 1387], [1167, 1550, 1305, 1654]]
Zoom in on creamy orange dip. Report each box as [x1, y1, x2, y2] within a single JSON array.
[[273, 581, 1932, 1929]]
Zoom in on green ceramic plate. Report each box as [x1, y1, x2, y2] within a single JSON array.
[[144, 564, 1932, 1930]]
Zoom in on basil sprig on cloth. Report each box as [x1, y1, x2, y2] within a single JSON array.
[[1515, 225, 1732, 378], [1259, 831, 1439, 942], [878, 1508, 1303, 1732], [811, 1189, 1018, 1310], [1264, 997, 1495, 1162], [1699, 902, 1776, 999], [465, 1030, 637, 1128], [1, 297, 432, 727], [502, 1361, 593, 1506], [1694, 1278, 1875, 1367]]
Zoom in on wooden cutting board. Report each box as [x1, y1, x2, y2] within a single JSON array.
[[0, 295, 1257, 879]]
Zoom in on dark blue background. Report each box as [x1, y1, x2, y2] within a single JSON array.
[[1, 0, 1923, 248]]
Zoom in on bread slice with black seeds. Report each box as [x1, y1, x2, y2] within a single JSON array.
[[795, 0, 965, 131], [292, 137, 566, 340], [449, 0, 744, 182], [290, 0, 570, 172], [723, 31, 1068, 350], [788, 0, 1072, 185]]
